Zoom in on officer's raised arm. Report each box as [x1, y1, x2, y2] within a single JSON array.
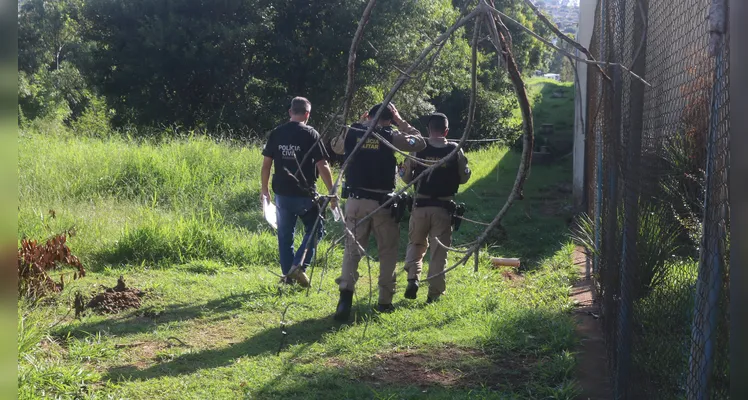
[[389, 104, 426, 152]]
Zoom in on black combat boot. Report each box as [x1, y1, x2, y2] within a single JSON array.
[[426, 295, 440, 304], [334, 290, 354, 321], [404, 279, 419, 299], [376, 303, 395, 313]]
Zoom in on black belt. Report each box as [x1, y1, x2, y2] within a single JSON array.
[[414, 198, 454, 211], [349, 188, 388, 202]]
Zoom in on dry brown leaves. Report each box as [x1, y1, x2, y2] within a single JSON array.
[[18, 219, 85, 298]]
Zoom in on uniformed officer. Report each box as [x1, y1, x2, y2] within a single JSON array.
[[260, 97, 337, 287], [400, 113, 471, 303], [330, 103, 427, 320]]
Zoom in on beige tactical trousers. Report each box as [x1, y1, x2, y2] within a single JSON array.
[[336, 198, 400, 304], [403, 206, 452, 298]]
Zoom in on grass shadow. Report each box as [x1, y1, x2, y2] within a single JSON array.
[[54, 289, 281, 340], [247, 307, 579, 399], [455, 150, 574, 267], [105, 314, 350, 382]]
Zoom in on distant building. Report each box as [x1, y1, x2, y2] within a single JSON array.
[[543, 73, 561, 81], [534, 70, 544, 76]]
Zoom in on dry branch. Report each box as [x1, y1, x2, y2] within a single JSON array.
[[520, 0, 609, 81], [342, 0, 379, 125], [18, 230, 85, 298], [483, 2, 650, 86], [330, 7, 482, 197], [347, 13, 482, 230], [423, 2, 536, 282]]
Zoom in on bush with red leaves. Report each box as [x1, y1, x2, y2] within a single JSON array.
[[18, 228, 85, 298]]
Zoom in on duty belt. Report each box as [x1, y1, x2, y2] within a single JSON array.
[[412, 198, 466, 232], [346, 187, 412, 223], [414, 198, 454, 211], [348, 188, 388, 202]]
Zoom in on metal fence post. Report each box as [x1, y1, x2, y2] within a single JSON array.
[[593, 0, 606, 280], [617, 0, 647, 397], [687, 44, 727, 400], [606, 14, 623, 400]]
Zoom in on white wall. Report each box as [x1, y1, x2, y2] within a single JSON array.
[[572, 0, 597, 209]]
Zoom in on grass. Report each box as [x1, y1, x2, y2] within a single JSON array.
[[522, 77, 575, 155], [630, 260, 698, 399], [18, 118, 579, 399]]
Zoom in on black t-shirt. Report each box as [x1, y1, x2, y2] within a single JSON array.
[[262, 121, 329, 197]]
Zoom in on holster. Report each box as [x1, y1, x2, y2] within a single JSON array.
[[451, 202, 466, 232], [413, 198, 464, 231], [385, 193, 412, 223]]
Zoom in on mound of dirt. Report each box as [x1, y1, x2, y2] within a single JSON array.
[[75, 276, 145, 316]]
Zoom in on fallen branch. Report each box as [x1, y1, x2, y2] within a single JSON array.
[[330, 7, 482, 198], [432, 236, 474, 253], [456, 215, 492, 226], [350, 12, 482, 229], [342, 0, 378, 125], [424, 2, 535, 282], [166, 336, 191, 347]]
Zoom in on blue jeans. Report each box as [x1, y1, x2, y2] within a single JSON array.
[[275, 195, 325, 275]]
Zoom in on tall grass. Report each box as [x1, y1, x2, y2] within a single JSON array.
[[19, 130, 262, 209], [19, 129, 274, 269]]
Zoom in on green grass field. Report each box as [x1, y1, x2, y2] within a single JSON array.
[[18, 80, 580, 399]]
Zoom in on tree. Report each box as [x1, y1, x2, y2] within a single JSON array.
[[18, 0, 556, 140], [81, 0, 477, 136], [18, 0, 99, 124], [18, 0, 84, 73]]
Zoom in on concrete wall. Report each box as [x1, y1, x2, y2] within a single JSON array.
[[572, 0, 597, 209]]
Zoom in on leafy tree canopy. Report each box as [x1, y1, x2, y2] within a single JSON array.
[[18, 0, 554, 142]]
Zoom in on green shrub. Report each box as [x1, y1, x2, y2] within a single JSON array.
[[571, 202, 681, 300]]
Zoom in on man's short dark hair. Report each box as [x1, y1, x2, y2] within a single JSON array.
[[368, 103, 394, 122], [427, 113, 449, 133], [290, 97, 311, 115]]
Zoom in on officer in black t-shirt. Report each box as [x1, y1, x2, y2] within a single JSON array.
[[329, 103, 427, 320], [261, 97, 336, 287]]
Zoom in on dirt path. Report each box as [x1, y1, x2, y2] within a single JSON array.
[[571, 247, 613, 400]]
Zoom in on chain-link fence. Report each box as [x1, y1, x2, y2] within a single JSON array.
[[580, 0, 730, 398]]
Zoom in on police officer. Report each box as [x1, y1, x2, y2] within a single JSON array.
[[330, 103, 426, 320], [261, 97, 337, 287], [400, 113, 471, 303]]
